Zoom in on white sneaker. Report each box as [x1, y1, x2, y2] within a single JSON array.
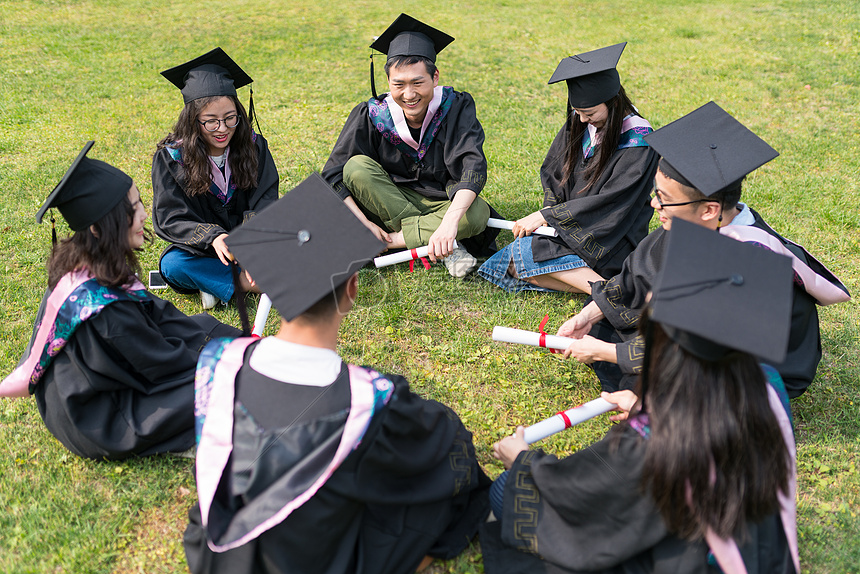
[[443, 245, 478, 278], [201, 291, 218, 310]]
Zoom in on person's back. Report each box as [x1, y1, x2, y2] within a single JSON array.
[[184, 174, 489, 573], [483, 221, 799, 573]]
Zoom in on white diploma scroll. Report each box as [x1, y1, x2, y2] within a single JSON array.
[[252, 294, 273, 337], [373, 240, 460, 268], [486, 217, 558, 237], [491, 326, 574, 352], [523, 398, 616, 444]]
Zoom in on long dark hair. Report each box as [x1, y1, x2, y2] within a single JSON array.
[[637, 316, 790, 541], [47, 195, 151, 290], [157, 95, 259, 197], [562, 85, 637, 193]]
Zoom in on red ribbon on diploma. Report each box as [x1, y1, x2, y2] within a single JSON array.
[[538, 314, 560, 354], [407, 248, 431, 272], [557, 410, 573, 429]]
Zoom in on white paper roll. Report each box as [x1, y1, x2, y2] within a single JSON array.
[[486, 217, 558, 237], [373, 240, 459, 268], [252, 294, 273, 337], [491, 326, 574, 352], [523, 398, 616, 444]]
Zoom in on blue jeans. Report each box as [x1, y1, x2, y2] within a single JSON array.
[[159, 248, 235, 303], [489, 470, 509, 519], [478, 236, 587, 293]]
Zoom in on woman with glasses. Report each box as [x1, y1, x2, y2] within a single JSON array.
[[478, 43, 657, 294], [152, 48, 278, 309]]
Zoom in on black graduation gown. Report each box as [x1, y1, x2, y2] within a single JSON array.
[[151, 135, 279, 288], [589, 210, 824, 397], [184, 360, 491, 574], [533, 124, 658, 278], [321, 91, 487, 202], [320, 91, 500, 256], [31, 293, 240, 460], [480, 425, 795, 574]]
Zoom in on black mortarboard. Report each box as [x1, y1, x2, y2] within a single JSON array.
[[650, 219, 793, 364], [36, 141, 132, 232], [548, 42, 626, 109], [370, 13, 454, 62], [225, 173, 385, 322], [160, 47, 253, 105], [644, 101, 779, 196]]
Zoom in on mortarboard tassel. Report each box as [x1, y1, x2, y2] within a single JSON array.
[[50, 213, 57, 246], [370, 52, 379, 100], [248, 86, 263, 136]]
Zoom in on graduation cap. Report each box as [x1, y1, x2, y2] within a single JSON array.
[[371, 13, 454, 62], [225, 173, 385, 322], [161, 47, 253, 105], [368, 14, 453, 99], [36, 141, 132, 232], [548, 42, 626, 109], [649, 218, 793, 364], [644, 101, 779, 196]]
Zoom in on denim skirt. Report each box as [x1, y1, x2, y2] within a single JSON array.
[[477, 236, 586, 293]]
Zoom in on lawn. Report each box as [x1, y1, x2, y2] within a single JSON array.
[[1, 0, 858, 572]]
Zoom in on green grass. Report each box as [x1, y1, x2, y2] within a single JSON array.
[[1, 0, 859, 572]]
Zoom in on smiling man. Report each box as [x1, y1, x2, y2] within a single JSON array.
[[321, 14, 495, 277], [556, 102, 850, 398]]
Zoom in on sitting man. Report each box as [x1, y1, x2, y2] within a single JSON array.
[[183, 174, 490, 574], [558, 102, 849, 399], [321, 13, 495, 277]]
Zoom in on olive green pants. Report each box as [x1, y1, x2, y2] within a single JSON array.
[[343, 155, 489, 249]]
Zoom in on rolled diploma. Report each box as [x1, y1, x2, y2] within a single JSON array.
[[486, 217, 558, 237], [492, 326, 574, 352], [252, 294, 273, 337], [373, 240, 459, 268], [523, 398, 616, 444]]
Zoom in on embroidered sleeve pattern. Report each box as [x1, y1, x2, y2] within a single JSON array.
[[189, 223, 220, 247], [447, 169, 487, 196], [509, 450, 541, 554], [547, 205, 608, 259], [601, 279, 641, 329]]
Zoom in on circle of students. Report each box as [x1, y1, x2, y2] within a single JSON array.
[[3, 12, 851, 574]]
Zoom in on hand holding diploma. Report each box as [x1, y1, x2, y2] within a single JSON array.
[[492, 326, 575, 352], [487, 217, 558, 238], [522, 398, 616, 443], [374, 240, 460, 268]]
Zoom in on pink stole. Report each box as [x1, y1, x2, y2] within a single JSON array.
[[208, 147, 232, 199], [0, 271, 145, 398], [720, 225, 850, 306], [195, 337, 386, 552], [384, 85, 444, 150], [703, 384, 799, 573]]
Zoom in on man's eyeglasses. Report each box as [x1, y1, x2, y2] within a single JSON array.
[[198, 115, 240, 132], [651, 188, 715, 208]]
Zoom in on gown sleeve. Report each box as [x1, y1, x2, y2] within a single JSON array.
[[321, 103, 379, 200], [441, 92, 487, 198], [498, 427, 671, 571], [151, 146, 228, 252], [243, 134, 279, 220]]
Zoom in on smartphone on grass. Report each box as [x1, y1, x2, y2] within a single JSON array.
[[148, 270, 168, 290]]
